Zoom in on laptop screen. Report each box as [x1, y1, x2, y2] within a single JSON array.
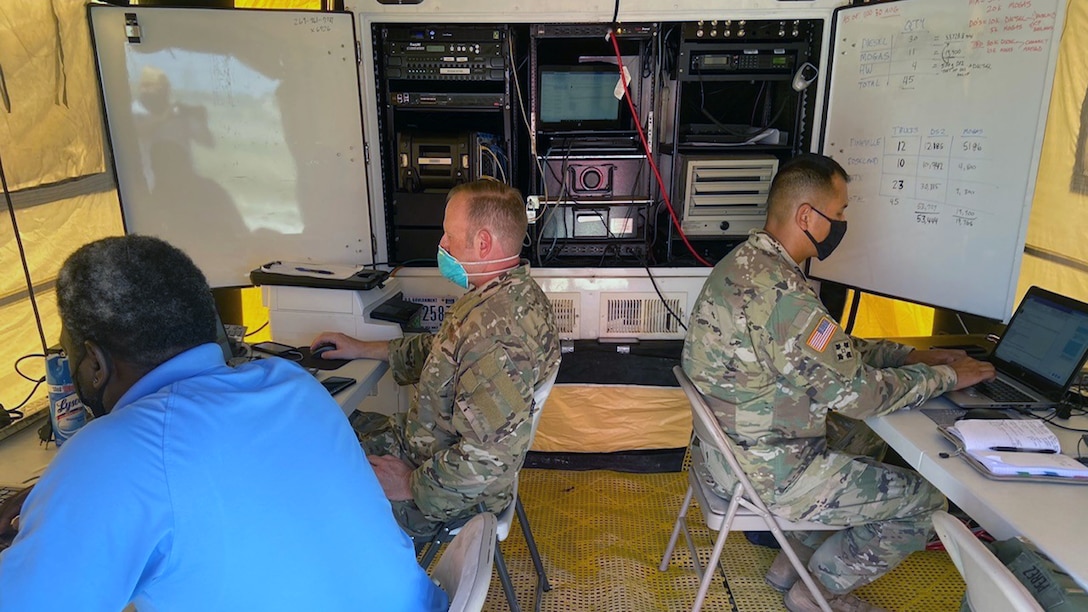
[[991, 288, 1088, 396], [213, 307, 235, 363]]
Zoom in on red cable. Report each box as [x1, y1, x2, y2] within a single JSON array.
[[608, 30, 713, 267]]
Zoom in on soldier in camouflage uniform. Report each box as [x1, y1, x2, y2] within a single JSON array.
[[682, 154, 995, 612], [312, 180, 561, 540]]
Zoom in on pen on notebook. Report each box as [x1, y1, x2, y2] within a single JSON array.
[[989, 446, 1058, 454], [295, 267, 334, 275]]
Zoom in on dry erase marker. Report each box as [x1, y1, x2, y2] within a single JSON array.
[[295, 267, 334, 275], [989, 446, 1057, 454]]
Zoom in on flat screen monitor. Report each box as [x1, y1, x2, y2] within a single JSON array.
[[538, 64, 628, 132]]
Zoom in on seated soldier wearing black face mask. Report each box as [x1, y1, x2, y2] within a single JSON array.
[[681, 153, 995, 612]]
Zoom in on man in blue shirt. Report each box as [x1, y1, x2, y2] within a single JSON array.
[[0, 235, 447, 611]]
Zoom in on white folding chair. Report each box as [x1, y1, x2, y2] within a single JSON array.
[[431, 512, 499, 612], [419, 365, 559, 612], [662, 366, 842, 612], [932, 511, 1043, 612]]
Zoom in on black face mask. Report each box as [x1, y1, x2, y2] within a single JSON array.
[[803, 205, 848, 261]]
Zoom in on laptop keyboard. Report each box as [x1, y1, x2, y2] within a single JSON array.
[[975, 379, 1036, 403], [0, 486, 21, 505]]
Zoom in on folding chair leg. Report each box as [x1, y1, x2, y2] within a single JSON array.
[[493, 543, 522, 612], [659, 485, 695, 571], [765, 524, 833, 612], [417, 529, 446, 568], [692, 526, 732, 612], [514, 497, 550, 612], [689, 488, 744, 612]]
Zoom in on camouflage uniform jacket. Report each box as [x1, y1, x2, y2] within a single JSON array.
[[681, 231, 957, 497], [388, 264, 561, 520]]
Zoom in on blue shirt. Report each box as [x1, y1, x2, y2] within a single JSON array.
[[0, 344, 447, 612]]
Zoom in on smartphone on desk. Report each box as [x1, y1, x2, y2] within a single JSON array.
[[321, 376, 356, 397], [251, 341, 302, 359]]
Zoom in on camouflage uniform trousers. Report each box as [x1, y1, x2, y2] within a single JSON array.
[[349, 411, 448, 542], [701, 412, 945, 593]]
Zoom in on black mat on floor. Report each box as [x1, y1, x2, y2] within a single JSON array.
[[525, 448, 686, 473], [557, 339, 683, 387]]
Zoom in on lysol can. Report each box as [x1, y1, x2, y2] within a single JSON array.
[[45, 349, 87, 446]]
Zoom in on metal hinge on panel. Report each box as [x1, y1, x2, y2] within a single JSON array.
[[125, 13, 141, 44]]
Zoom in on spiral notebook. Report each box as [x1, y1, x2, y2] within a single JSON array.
[[938, 420, 1088, 484]]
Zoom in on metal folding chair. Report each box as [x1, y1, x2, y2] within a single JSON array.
[[662, 366, 842, 612], [932, 511, 1043, 612]]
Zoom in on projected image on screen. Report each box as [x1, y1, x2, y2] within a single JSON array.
[[126, 50, 299, 236], [539, 66, 621, 128], [91, 7, 373, 288]]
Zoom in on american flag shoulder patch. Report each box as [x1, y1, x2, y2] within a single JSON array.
[[806, 316, 837, 353]]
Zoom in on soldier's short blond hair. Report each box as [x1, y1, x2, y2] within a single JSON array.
[[447, 179, 527, 253], [766, 154, 850, 223]]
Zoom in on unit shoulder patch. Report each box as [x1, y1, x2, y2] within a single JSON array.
[[833, 341, 854, 362]]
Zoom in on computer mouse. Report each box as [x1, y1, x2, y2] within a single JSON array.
[[311, 343, 336, 359], [957, 408, 1011, 421]]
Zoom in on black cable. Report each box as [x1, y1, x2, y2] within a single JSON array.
[[0, 147, 49, 354], [539, 146, 574, 265], [8, 378, 46, 417], [611, 0, 620, 26], [1031, 410, 1088, 433], [15, 353, 46, 382], [645, 265, 687, 333], [243, 321, 269, 338]]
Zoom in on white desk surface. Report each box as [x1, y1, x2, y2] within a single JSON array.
[[868, 398, 1088, 590], [0, 358, 386, 486]]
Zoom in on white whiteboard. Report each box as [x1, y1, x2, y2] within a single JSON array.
[[90, 7, 373, 288], [811, 0, 1064, 321]]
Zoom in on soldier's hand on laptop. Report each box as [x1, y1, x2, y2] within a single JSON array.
[[949, 357, 997, 390]]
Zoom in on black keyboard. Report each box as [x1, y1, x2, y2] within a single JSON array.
[[975, 379, 1036, 403], [0, 487, 21, 504]]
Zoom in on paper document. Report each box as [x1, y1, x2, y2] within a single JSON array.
[[946, 419, 1060, 453], [941, 419, 1088, 478]]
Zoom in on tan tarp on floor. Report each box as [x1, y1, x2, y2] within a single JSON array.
[[532, 385, 693, 453]]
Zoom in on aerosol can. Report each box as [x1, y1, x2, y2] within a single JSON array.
[[45, 347, 87, 446]]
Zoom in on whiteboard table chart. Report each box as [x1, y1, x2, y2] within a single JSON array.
[[867, 400, 1088, 591], [814, 0, 1065, 321]]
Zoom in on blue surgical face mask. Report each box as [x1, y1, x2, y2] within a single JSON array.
[[437, 246, 519, 289]]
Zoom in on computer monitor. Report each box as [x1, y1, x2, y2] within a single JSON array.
[[538, 64, 628, 132]]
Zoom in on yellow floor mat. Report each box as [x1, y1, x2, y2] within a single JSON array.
[[464, 468, 966, 612]]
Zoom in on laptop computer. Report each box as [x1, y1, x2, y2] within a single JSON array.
[[944, 286, 1088, 409], [213, 307, 240, 364]]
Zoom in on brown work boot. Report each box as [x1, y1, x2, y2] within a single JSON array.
[[764, 543, 816, 591], [784, 580, 888, 612]]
